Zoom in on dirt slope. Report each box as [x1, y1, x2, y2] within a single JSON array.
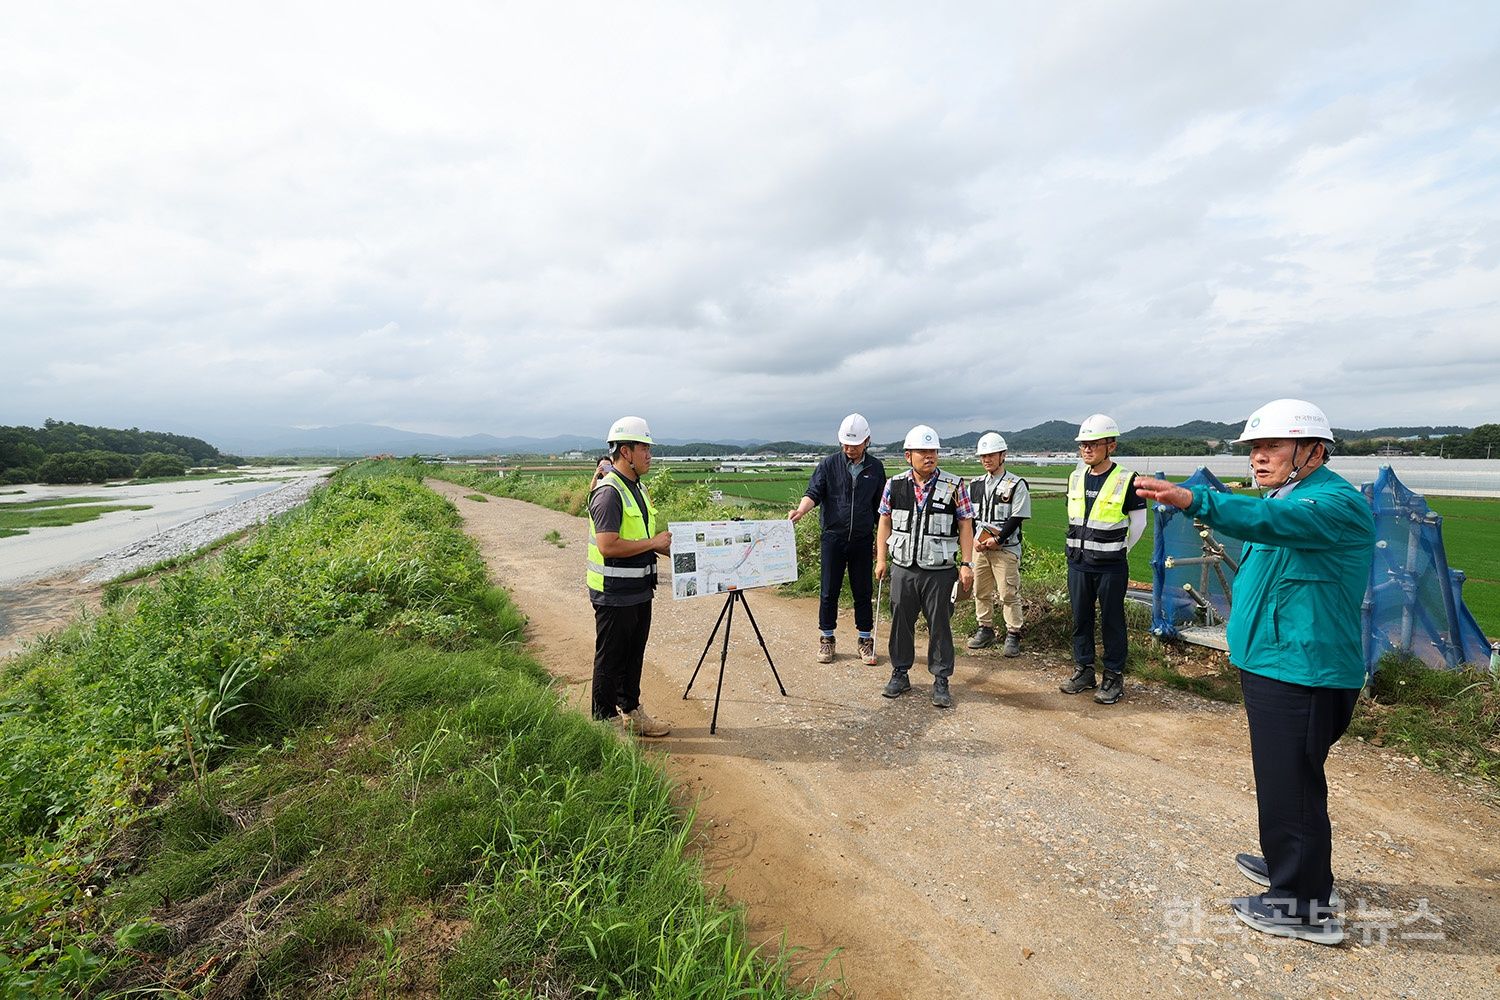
[[428, 480, 1500, 999], [0, 571, 100, 660]]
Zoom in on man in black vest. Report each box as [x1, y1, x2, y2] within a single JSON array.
[[875, 425, 975, 708]]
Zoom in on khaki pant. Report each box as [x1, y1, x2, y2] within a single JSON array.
[[973, 547, 1022, 631]]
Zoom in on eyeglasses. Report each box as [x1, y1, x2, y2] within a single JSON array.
[[1078, 441, 1109, 450]]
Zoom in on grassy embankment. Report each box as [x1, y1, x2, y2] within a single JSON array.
[[0, 495, 154, 538], [435, 463, 1500, 790], [0, 461, 831, 997]]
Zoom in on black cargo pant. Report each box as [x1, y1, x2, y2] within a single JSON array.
[[819, 531, 875, 635], [592, 600, 652, 719], [1067, 560, 1129, 675], [1240, 669, 1360, 921], [888, 564, 958, 678]]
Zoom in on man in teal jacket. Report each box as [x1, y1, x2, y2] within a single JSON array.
[[1137, 398, 1373, 946]]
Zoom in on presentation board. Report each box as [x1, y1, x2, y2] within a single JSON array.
[[668, 519, 798, 598]]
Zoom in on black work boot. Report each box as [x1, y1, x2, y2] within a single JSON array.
[[1095, 671, 1124, 704], [966, 626, 996, 649], [1002, 631, 1022, 657], [1060, 666, 1097, 694], [882, 669, 911, 698], [931, 677, 953, 708]]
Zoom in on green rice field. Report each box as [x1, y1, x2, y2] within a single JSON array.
[[1426, 496, 1500, 633]]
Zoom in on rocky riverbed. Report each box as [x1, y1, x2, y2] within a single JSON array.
[[1, 470, 331, 658], [81, 472, 328, 583]]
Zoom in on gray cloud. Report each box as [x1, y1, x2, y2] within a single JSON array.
[[2, 2, 1498, 445]]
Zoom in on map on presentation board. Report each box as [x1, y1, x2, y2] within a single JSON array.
[[668, 519, 798, 599]]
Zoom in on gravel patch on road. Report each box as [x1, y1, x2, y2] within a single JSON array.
[[82, 473, 329, 583]]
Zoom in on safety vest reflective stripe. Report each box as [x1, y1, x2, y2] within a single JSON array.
[[587, 470, 658, 593], [586, 561, 654, 578], [1070, 536, 1128, 552], [1066, 465, 1132, 556]]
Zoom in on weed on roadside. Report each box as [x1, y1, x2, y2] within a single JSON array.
[[1349, 654, 1500, 784], [1, 461, 833, 998]]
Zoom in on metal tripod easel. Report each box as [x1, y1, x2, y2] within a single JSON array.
[[682, 589, 788, 734]]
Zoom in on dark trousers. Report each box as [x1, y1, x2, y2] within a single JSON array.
[[888, 564, 958, 678], [592, 601, 652, 719], [1240, 668, 1359, 920], [819, 532, 875, 634], [1068, 561, 1129, 674]]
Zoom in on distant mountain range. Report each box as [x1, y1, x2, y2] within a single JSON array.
[[206, 421, 1476, 458], [209, 424, 772, 457]]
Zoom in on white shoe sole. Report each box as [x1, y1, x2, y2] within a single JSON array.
[[1232, 906, 1346, 946], [1236, 855, 1343, 910]]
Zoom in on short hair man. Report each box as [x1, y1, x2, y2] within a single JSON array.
[[1136, 399, 1373, 945], [874, 425, 975, 708], [966, 433, 1031, 657], [1062, 414, 1147, 705], [789, 413, 888, 665], [586, 416, 674, 737]]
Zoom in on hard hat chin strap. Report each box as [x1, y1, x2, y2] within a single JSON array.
[[1259, 441, 1317, 496]]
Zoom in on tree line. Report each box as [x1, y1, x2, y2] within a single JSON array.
[[0, 419, 233, 485], [1334, 424, 1500, 459]]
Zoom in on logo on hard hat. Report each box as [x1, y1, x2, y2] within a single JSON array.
[[1249, 417, 1260, 429]]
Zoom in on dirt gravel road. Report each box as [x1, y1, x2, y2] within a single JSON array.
[[429, 481, 1500, 999]]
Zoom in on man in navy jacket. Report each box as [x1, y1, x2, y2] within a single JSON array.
[[788, 413, 888, 665]]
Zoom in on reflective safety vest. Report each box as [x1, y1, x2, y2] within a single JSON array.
[[887, 469, 963, 570], [587, 470, 659, 594], [969, 471, 1027, 554], [1066, 464, 1133, 563]]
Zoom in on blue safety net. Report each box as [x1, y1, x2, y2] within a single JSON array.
[[1149, 468, 1244, 640], [1149, 465, 1492, 675], [1362, 466, 1491, 673]]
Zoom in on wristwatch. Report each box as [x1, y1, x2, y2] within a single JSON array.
[[959, 560, 972, 567]]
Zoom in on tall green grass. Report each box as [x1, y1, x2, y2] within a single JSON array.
[[0, 461, 828, 997]]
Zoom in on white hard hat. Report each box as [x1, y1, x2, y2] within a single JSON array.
[[1234, 398, 1334, 443], [838, 413, 871, 446], [1075, 414, 1120, 442], [606, 415, 654, 445], [903, 424, 941, 450], [976, 432, 1008, 456]]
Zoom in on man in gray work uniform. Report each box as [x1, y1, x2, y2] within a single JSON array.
[[875, 424, 976, 708]]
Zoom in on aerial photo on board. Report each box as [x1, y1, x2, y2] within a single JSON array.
[[2, 4, 1498, 998]]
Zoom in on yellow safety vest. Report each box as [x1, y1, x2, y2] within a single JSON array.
[[1066, 464, 1132, 562], [587, 470, 659, 594]]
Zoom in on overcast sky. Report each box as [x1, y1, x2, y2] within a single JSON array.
[[3, 2, 1497, 446]]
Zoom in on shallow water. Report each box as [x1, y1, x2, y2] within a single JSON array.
[[0, 468, 333, 585]]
